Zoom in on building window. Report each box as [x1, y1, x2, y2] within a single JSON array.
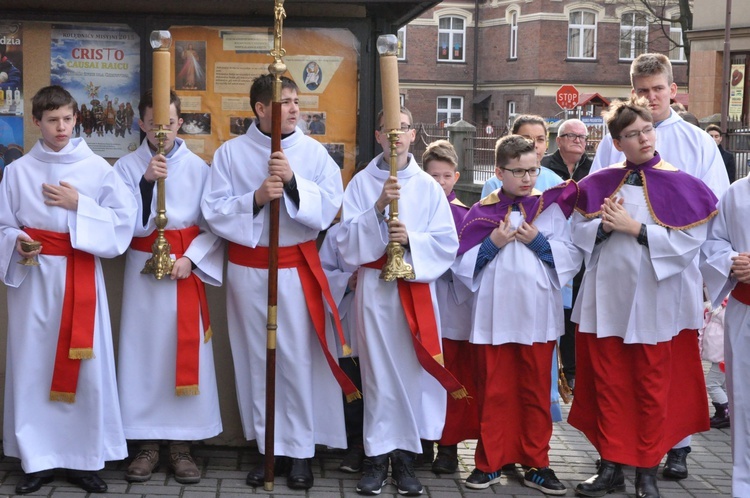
[[619, 12, 648, 60], [509, 11, 518, 59], [437, 96, 463, 125], [397, 27, 406, 61], [438, 16, 465, 62], [568, 10, 596, 60], [669, 20, 686, 62]]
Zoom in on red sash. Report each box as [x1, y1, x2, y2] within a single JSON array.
[[130, 226, 211, 396], [24, 228, 96, 404], [228, 240, 361, 402], [732, 282, 750, 306], [363, 255, 467, 400]]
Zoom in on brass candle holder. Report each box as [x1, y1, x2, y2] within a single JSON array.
[[377, 34, 414, 282], [18, 240, 41, 266], [142, 30, 174, 279]]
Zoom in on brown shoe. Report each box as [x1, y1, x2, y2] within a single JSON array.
[[126, 443, 160, 482], [169, 441, 201, 484]]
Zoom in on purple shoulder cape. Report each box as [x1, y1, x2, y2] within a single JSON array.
[[576, 153, 718, 229], [456, 180, 579, 255], [448, 191, 470, 229]]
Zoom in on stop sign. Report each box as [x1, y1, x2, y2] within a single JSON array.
[[556, 84, 580, 110]]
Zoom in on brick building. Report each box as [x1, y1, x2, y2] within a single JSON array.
[[397, 0, 689, 128]]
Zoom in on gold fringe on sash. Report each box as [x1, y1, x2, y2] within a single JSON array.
[[68, 348, 94, 360], [342, 344, 352, 356], [346, 390, 363, 403], [204, 326, 213, 344], [432, 353, 445, 366], [176, 385, 200, 397], [50, 391, 76, 403], [450, 387, 469, 400]]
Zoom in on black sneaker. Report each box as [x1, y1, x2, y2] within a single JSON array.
[[390, 450, 423, 496], [340, 442, 365, 473], [663, 446, 690, 479], [465, 467, 502, 489], [356, 454, 389, 495], [523, 467, 567, 496]]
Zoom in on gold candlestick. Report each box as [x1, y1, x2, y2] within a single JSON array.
[[142, 30, 174, 280], [377, 34, 414, 282]]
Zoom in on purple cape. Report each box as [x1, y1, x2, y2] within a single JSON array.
[[448, 191, 470, 229], [576, 153, 718, 229], [456, 180, 579, 255]]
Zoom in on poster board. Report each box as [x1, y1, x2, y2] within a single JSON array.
[[169, 26, 360, 180]]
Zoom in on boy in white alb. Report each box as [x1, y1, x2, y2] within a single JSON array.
[[202, 74, 355, 491], [336, 107, 461, 496], [115, 90, 223, 484], [0, 85, 136, 494]]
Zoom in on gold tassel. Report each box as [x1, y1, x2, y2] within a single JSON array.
[[204, 326, 213, 343], [176, 385, 200, 397], [342, 344, 352, 356], [345, 390, 363, 403], [450, 387, 468, 400], [69, 348, 94, 360], [432, 353, 445, 366], [50, 391, 76, 403]]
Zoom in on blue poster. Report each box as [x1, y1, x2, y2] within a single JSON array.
[[51, 23, 140, 159]]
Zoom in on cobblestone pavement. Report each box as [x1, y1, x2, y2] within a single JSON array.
[[0, 399, 731, 497]]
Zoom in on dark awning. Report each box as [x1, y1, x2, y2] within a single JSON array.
[[472, 91, 492, 105]]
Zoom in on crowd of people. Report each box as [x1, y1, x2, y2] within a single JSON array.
[[0, 52, 744, 498]]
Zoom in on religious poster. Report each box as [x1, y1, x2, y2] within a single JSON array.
[[729, 63, 745, 121], [0, 22, 23, 176], [168, 26, 359, 181], [50, 23, 141, 158]]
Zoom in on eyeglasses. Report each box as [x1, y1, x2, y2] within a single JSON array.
[[378, 124, 412, 132], [559, 133, 588, 141], [619, 126, 655, 140], [502, 167, 541, 178]]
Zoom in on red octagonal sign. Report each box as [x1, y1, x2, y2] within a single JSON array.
[[556, 84, 580, 110]]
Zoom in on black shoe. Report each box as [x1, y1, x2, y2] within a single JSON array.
[[431, 444, 458, 474], [465, 467, 502, 490], [287, 458, 314, 490], [67, 471, 107, 493], [340, 442, 365, 473], [16, 472, 54, 495], [662, 446, 690, 479], [356, 454, 389, 495], [710, 402, 730, 429], [390, 450, 423, 495], [575, 460, 625, 497], [246, 457, 291, 487], [636, 466, 660, 498], [523, 467, 567, 496], [414, 440, 434, 467]]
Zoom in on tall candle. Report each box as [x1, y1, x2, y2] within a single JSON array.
[[379, 52, 401, 132], [152, 49, 170, 126]]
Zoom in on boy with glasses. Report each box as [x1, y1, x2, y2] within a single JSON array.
[[589, 52, 728, 483], [453, 135, 579, 495], [570, 97, 715, 498]]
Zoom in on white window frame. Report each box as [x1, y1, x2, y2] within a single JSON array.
[[507, 100, 516, 116], [669, 20, 686, 62], [509, 11, 518, 60], [397, 27, 406, 61], [437, 96, 463, 125], [567, 9, 597, 60], [437, 16, 466, 63], [619, 11, 648, 61]]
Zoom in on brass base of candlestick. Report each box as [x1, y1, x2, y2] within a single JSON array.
[[141, 234, 174, 279], [380, 241, 415, 282]]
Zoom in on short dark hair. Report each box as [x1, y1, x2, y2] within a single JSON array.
[[138, 89, 182, 121], [376, 106, 414, 129], [512, 114, 547, 134], [422, 139, 458, 171], [603, 97, 653, 139], [495, 134, 535, 168], [32, 85, 77, 121], [250, 74, 298, 117], [706, 124, 723, 135]]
